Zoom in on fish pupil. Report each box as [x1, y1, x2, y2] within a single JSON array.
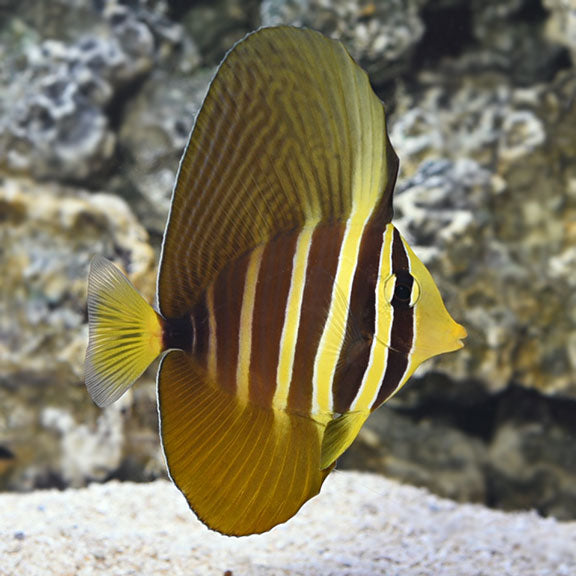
[[394, 283, 412, 302]]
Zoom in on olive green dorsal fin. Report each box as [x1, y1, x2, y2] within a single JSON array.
[[158, 26, 398, 318], [158, 350, 331, 536]]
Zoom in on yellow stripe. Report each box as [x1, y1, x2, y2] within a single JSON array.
[[311, 213, 370, 416], [236, 244, 266, 405], [206, 284, 218, 382], [273, 224, 317, 411], [350, 224, 395, 411], [310, 69, 386, 416]]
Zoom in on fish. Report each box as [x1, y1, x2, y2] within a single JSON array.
[[85, 26, 466, 536]]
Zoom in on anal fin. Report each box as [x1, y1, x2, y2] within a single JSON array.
[[158, 351, 330, 536]]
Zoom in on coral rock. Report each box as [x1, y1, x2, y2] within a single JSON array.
[[0, 178, 157, 490]]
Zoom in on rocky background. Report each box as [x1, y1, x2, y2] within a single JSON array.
[[0, 0, 575, 521]]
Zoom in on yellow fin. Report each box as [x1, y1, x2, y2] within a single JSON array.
[[158, 350, 331, 536], [158, 26, 398, 318], [85, 256, 163, 408], [320, 411, 369, 470]]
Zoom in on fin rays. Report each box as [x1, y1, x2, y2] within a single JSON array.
[[158, 26, 396, 318], [85, 256, 164, 407], [158, 351, 328, 536]]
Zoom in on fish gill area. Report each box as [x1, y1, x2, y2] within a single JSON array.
[[1, 0, 575, 527]]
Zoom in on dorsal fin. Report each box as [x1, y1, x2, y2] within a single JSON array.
[[158, 26, 398, 318]]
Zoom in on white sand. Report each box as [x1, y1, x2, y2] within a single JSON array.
[[1, 471, 574, 576]]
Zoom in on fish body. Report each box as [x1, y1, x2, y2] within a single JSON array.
[[85, 26, 466, 536]]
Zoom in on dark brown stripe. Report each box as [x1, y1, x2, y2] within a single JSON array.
[[287, 223, 345, 416], [332, 223, 385, 414], [372, 229, 414, 410], [371, 348, 408, 411], [211, 253, 250, 395], [190, 297, 210, 367], [248, 231, 299, 409], [389, 228, 414, 353]]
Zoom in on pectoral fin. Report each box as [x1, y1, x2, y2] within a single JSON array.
[[320, 411, 369, 470]]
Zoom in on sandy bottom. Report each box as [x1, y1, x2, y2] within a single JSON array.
[[0, 471, 574, 576]]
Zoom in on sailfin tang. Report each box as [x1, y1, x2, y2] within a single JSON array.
[[320, 411, 368, 470], [85, 256, 164, 408], [158, 26, 398, 318], [158, 351, 331, 536]]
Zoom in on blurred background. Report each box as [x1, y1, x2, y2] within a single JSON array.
[[0, 0, 575, 520]]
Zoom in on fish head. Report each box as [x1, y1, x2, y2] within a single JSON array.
[[378, 225, 467, 370]]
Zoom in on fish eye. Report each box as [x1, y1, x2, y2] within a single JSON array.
[[383, 273, 421, 307], [394, 283, 412, 302]]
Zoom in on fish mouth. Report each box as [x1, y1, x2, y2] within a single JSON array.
[[443, 321, 467, 352], [454, 323, 468, 348]]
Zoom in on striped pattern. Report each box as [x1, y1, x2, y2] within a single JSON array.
[[274, 226, 317, 410], [311, 215, 372, 417], [288, 223, 345, 417], [237, 244, 266, 405], [349, 226, 416, 412], [183, 222, 416, 421], [371, 228, 416, 409]]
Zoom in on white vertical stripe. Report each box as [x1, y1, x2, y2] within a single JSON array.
[[273, 225, 317, 411], [236, 244, 266, 405]]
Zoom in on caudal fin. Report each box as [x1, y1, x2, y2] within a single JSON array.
[[85, 256, 164, 408]]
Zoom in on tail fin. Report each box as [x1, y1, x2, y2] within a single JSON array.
[[85, 256, 164, 408]]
